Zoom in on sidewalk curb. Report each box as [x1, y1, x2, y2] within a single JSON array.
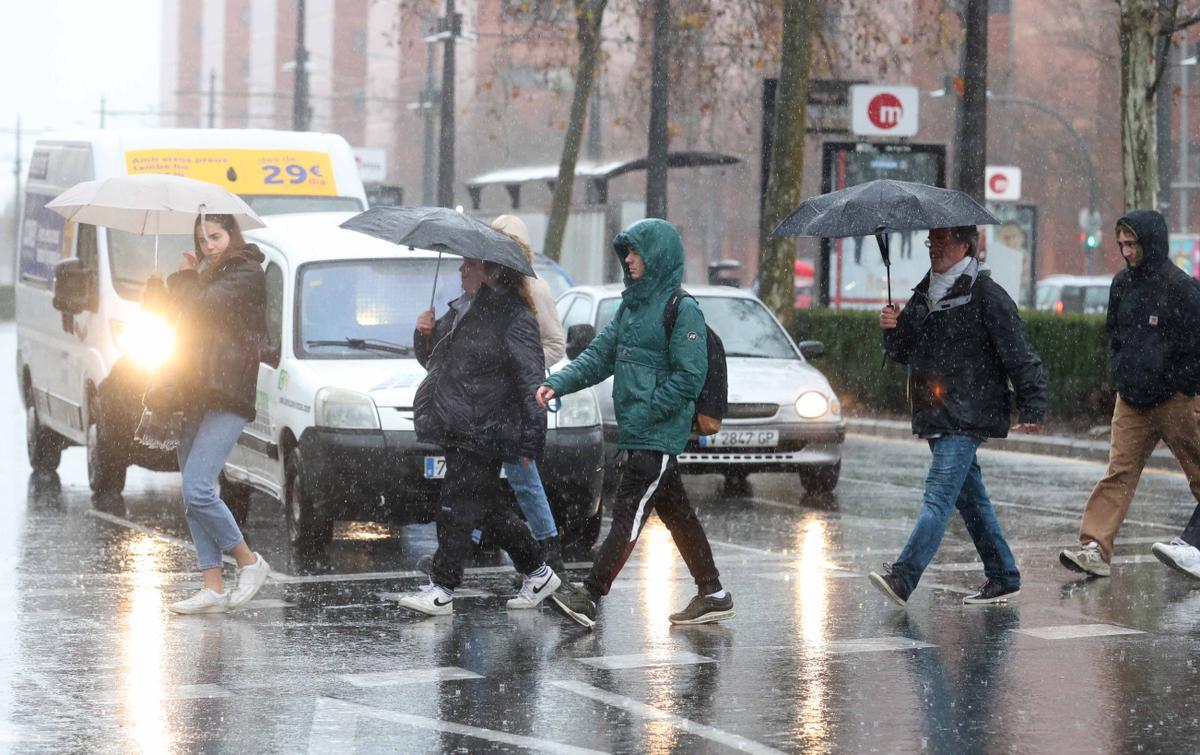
[[846, 418, 1180, 471]]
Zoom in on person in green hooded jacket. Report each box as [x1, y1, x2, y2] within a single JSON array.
[[537, 219, 734, 628]]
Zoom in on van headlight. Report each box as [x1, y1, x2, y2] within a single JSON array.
[[110, 312, 175, 370], [315, 387, 380, 430], [795, 391, 829, 419], [556, 389, 600, 428]]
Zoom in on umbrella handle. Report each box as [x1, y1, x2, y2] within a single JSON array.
[[875, 232, 893, 306], [429, 251, 443, 310]]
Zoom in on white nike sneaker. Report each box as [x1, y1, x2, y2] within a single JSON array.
[[1152, 538, 1200, 580], [398, 583, 454, 616], [229, 554, 270, 609], [507, 568, 561, 610], [168, 588, 230, 615]]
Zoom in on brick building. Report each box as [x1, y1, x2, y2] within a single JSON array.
[[158, 1, 1196, 295]]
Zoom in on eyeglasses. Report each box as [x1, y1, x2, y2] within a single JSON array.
[[924, 237, 961, 249]]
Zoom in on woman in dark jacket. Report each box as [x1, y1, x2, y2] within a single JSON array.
[[397, 256, 562, 616], [153, 214, 271, 615]]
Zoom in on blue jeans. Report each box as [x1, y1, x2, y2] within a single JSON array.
[[471, 459, 559, 544], [178, 409, 248, 571], [890, 435, 1021, 594]]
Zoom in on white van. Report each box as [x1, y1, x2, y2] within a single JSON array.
[[17, 129, 368, 495], [222, 213, 604, 553]]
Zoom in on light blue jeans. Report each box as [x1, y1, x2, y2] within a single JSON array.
[[178, 408, 248, 571], [889, 435, 1021, 594], [470, 459, 559, 543]]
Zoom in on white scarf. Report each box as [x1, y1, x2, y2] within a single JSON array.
[[928, 256, 973, 305]]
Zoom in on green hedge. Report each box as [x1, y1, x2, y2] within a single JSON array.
[[791, 309, 1113, 423]]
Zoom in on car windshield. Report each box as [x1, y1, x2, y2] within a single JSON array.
[[107, 230, 173, 301], [297, 259, 463, 359], [594, 294, 797, 359]]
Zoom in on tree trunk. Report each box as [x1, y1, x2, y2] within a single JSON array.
[[1120, 0, 1160, 210], [955, 0, 988, 202], [543, 0, 607, 262], [759, 0, 816, 323], [645, 0, 671, 219]]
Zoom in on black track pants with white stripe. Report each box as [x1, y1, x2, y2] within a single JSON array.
[[583, 450, 722, 599]]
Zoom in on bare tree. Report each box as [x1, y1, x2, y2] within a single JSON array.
[[759, 0, 817, 322], [543, 0, 608, 261], [1118, 0, 1200, 210]]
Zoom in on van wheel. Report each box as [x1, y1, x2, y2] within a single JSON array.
[[219, 473, 253, 527], [284, 449, 333, 553], [87, 402, 127, 495], [798, 462, 840, 493], [25, 402, 63, 474]]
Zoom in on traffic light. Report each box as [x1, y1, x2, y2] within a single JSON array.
[[1086, 230, 1101, 249]]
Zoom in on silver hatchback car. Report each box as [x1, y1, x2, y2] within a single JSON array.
[[556, 284, 846, 496]]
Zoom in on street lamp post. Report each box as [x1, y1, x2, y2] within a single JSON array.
[[1175, 43, 1198, 234]]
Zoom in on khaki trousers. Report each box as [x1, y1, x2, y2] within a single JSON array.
[[1079, 393, 1200, 561]]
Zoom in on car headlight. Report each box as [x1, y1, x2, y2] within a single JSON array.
[[795, 391, 829, 419], [555, 389, 600, 428], [315, 387, 380, 430], [110, 312, 175, 370]]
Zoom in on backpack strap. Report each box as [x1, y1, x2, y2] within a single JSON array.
[[663, 287, 693, 337]]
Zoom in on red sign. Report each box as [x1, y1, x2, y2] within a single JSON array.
[[988, 173, 1009, 195], [867, 93, 904, 130]]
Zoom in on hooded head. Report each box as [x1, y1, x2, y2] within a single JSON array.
[[1115, 209, 1168, 270], [491, 214, 534, 265], [611, 218, 684, 305]]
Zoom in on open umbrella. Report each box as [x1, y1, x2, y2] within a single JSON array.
[[47, 174, 265, 270], [340, 206, 534, 309], [772, 179, 1000, 305]]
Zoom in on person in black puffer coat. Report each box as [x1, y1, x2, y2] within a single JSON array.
[[1060, 209, 1200, 581], [151, 213, 271, 615], [396, 255, 565, 617], [870, 225, 1048, 608]]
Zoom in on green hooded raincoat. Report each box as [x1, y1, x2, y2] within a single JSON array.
[[544, 219, 707, 455]]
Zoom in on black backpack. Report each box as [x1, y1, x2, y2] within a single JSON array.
[[663, 289, 728, 434]]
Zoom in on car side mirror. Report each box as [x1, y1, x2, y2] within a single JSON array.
[[566, 324, 596, 360], [798, 339, 825, 359], [52, 259, 94, 331]]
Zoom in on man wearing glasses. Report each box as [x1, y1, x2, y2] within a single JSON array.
[[1060, 210, 1200, 581], [871, 225, 1048, 607]]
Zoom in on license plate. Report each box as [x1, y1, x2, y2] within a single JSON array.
[[423, 456, 507, 479], [698, 430, 779, 448]]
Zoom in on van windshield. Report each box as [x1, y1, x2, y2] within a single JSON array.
[[296, 259, 464, 359], [107, 230, 173, 300], [242, 195, 364, 215]]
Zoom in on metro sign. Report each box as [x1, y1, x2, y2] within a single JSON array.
[[851, 85, 919, 137], [985, 166, 1022, 201]]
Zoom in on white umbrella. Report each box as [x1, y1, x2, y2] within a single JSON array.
[[47, 174, 266, 270]]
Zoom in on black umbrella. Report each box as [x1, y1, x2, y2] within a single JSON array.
[[772, 179, 1000, 305], [341, 206, 535, 308]]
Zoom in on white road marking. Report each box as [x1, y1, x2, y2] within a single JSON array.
[[551, 679, 785, 755], [376, 588, 492, 601], [1016, 623, 1146, 640], [307, 696, 605, 754], [575, 651, 715, 671], [239, 598, 295, 609], [825, 637, 937, 654], [339, 666, 482, 688], [927, 562, 985, 572], [164, 684, 233, 700]]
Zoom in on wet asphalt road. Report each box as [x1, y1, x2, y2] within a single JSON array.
[[4, 323, 1200, 753]]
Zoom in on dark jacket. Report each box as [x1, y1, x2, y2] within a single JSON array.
[[884, 258, 1048, 438], [161, 245, 267, 420], [543, 219, 707, 455], [413, 284, 547, 462], [1106, 209, 1200, 407]]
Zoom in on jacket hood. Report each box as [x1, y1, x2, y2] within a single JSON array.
[[1117, 210, 1169, 269], [612, 219, 684, 305]]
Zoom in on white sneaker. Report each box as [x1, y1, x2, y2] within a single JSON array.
[[507, 568, 562, 610], [229, 554, 270, 609], [169, 588, 230, 615], [398, 583, 454, 616], [1059, 541, 1111, 577], [1152, 538, 1200, 580]]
